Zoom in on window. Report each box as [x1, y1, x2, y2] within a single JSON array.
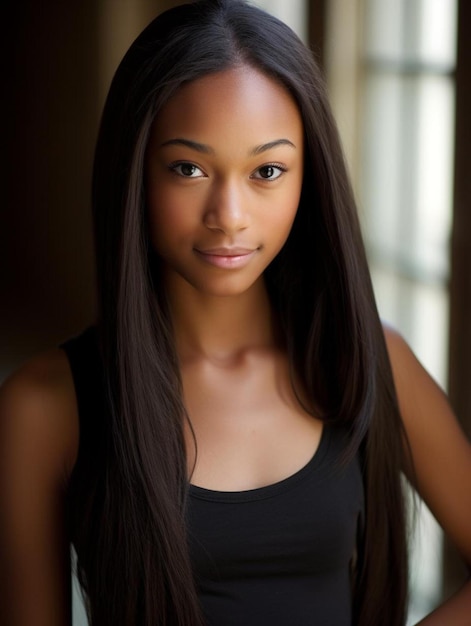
[[253, 0, 308, 42], [361, 0, 456, 387], [326, 0, 458, 621]]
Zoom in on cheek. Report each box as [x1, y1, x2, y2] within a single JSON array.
[[268, 179, 302, 244], [272, 207, 298, 249], [147, 207, 179, 263], [146, 187, 195, 250]]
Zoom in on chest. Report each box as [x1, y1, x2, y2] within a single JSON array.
[[186, 428, 364, 582], [182, 350, 324, 491], [185, 428, 364, 625]]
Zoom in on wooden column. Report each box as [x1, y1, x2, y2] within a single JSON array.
[[1, 1, 99, 379], [308, 0, 327, 66], [1, 1, 183, 383], [444, 0, 471, 598]]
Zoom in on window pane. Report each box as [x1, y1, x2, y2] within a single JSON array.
[[415, 75, 454, 278], [361, 72, 406, 259], [364, 0, 405, 60], [252, 0, 307, 41], [417, 0, 457, 66]]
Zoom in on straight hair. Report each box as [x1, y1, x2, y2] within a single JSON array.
[[70, 1, 411, 624]]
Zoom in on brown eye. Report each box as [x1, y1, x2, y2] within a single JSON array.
[[170, 162, 205, 178], [261, 166, 275, 178], [252, 164, 286, 180]]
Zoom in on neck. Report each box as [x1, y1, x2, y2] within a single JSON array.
[[164, 276, 277, 362]]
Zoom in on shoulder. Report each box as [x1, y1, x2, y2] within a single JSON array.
[[0, 348, 79, 623], [381, 322, 471, 565], [382, 322, 429, 380], [0, 347, 79, 487], [381, 320, 458, 440], [382, 322, 450, 413]]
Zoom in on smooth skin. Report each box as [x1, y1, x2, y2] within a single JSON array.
[[1, 65, 470, 625], [145, 66, 321, 488]]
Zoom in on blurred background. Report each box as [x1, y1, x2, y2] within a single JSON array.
[[2, 0, 470, 624]]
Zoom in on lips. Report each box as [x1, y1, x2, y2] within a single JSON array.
[[194, 246, 258, 269], [196, 247, 256, 256]]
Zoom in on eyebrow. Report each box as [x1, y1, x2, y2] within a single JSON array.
[[250, 139, 296, 155], [160, 138, 214, 154], [159, 137, 297, 155]]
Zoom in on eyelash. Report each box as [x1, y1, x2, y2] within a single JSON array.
[[168, 162, 205, 178], [251, 163, 287, 181], [167, 161, 288, 181]]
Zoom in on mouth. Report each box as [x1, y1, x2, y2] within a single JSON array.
[[194, 247, 258, 269]]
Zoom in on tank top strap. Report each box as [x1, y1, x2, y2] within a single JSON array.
[[61, 327, 108, 544], [60, 327, 107, 476]]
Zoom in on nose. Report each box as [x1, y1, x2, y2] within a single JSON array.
[[203, 178, 250, 234]]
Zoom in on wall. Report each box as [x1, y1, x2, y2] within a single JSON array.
[[1, 1, 183, 382]]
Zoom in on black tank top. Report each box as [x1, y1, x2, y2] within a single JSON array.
[[62, 328, 364, 626]]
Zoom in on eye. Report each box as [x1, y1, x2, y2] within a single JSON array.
[[251, 164, 286, 181], [169, 162, 205, 178]]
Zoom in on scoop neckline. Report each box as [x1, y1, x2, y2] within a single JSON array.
[[188, 424, 330, 503]]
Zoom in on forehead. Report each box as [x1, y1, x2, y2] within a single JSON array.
[[148, 65, 304, 150]]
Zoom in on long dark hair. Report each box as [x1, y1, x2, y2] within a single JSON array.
[[73, 0, 410, 623]]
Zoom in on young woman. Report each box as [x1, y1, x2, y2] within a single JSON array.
[[1, 1, 470, 624]]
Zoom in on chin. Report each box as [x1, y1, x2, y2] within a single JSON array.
[[184, 272, 265, 299]]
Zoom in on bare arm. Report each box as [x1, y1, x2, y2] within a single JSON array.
[[384, 326, 471, 625], [0, 350, 79, 626]]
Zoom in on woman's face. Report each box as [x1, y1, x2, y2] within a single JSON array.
[[145, 64, 304, 298]]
